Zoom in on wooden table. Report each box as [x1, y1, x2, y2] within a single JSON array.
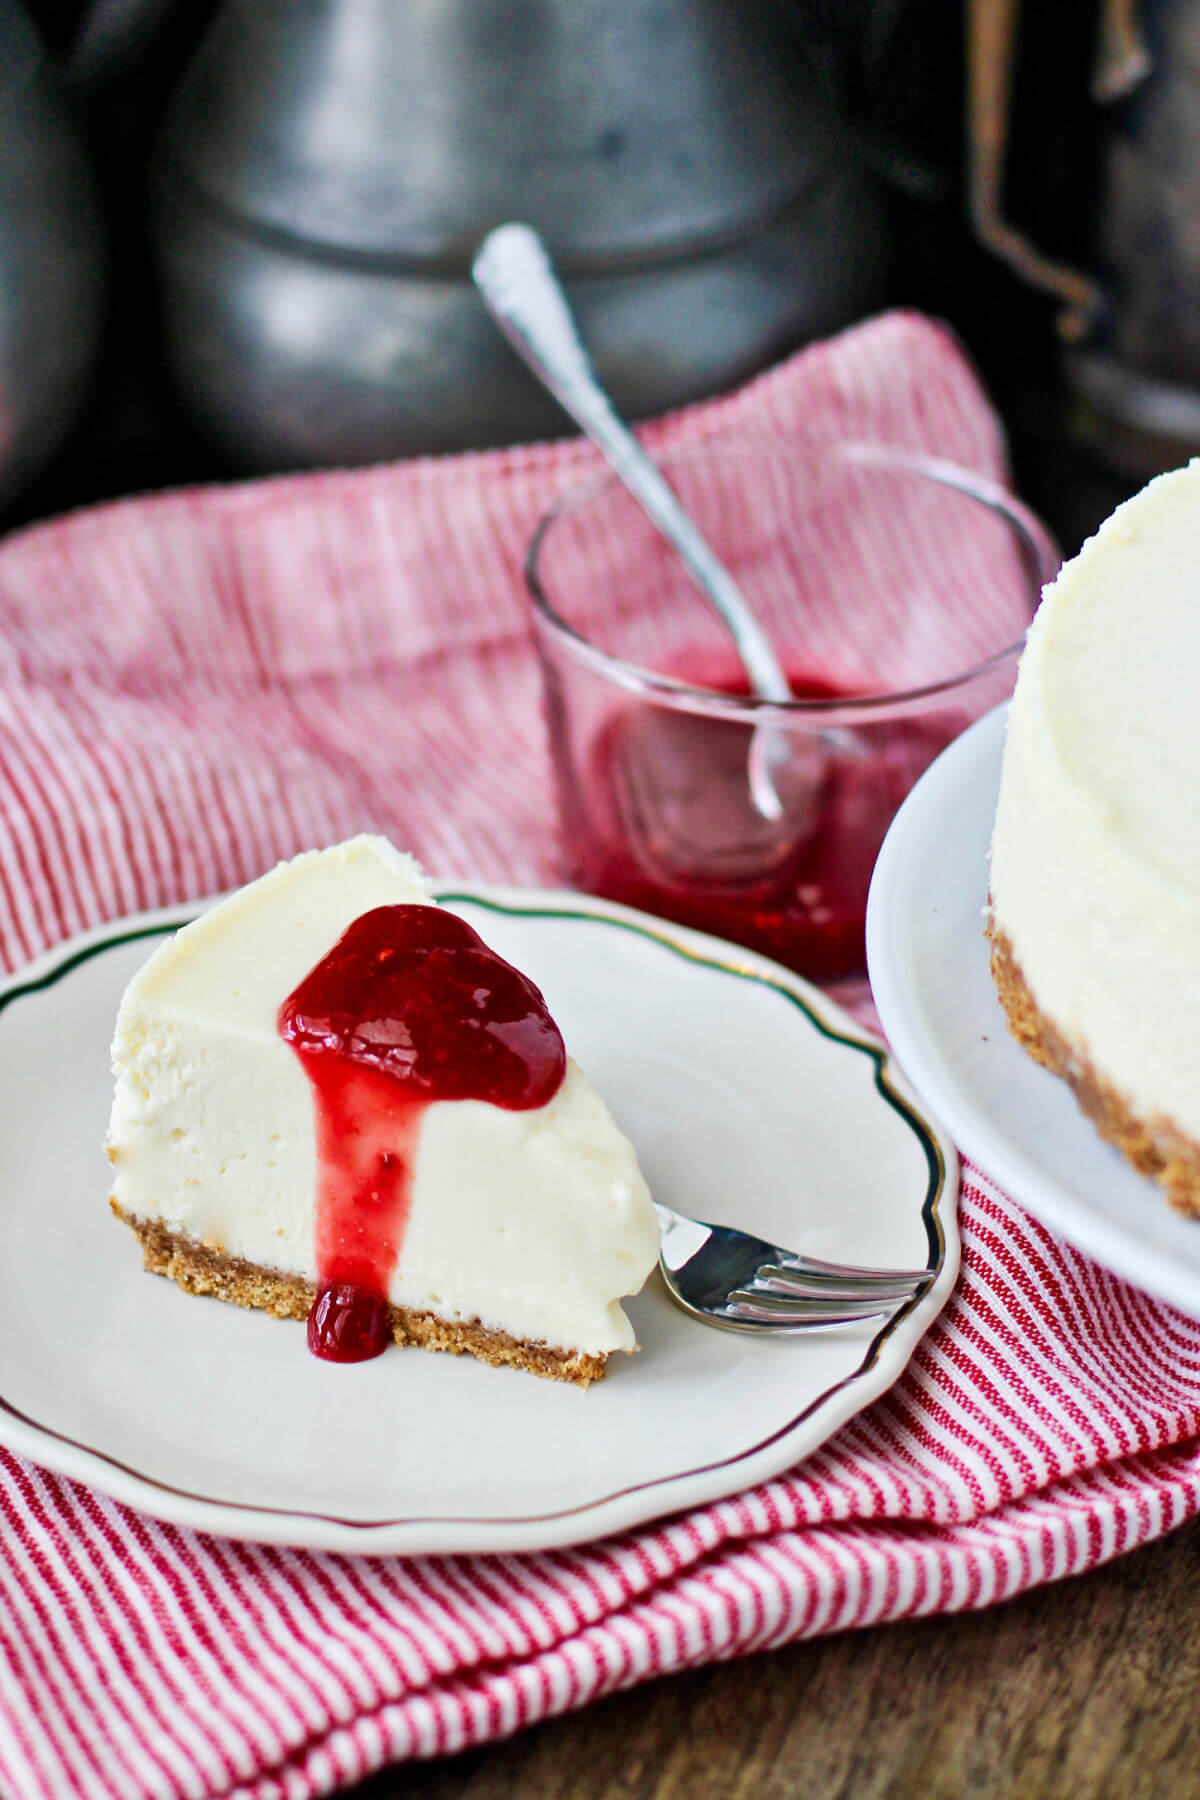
[[350, 1517, 1200, 1798]]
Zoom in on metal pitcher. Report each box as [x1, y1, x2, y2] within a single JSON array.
[[152, 0, 888, 470], [0, 1, 105, 511]]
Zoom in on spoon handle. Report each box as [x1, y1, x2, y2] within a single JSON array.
[[471, 224, 793, 711]]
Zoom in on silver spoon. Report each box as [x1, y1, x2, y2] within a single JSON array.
[[653, 1201, 934, 1334], [472, 222, 792, 822]]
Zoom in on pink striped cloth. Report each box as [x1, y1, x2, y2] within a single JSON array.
[[1, 312, 1198, 1800]]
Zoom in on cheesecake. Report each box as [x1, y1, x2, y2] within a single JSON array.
[[107, 837, 659, 1382], [988, 460, 1200, 1215]]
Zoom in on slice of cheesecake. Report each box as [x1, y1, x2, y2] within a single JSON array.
[[107, 836, 659, 1384]]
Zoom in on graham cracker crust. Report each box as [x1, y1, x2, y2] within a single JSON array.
[[112, 1207, 610, 1386], [987, 920, 1200, 1218]]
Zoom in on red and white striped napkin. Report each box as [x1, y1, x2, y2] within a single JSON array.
[[1, 313, 1198, 1800]]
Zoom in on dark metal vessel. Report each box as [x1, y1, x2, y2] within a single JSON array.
[[0, 2, 105, 509], [153, 0, 888, 469]]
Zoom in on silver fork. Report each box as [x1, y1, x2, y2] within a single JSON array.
[[654, 1202, 935, 1334]]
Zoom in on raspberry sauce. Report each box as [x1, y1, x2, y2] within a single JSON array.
[[279, 904, 566, 1361], [547, 663, 962, 983]]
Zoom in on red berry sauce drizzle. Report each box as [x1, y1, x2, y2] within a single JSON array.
[[279, 904, 566, 1362]]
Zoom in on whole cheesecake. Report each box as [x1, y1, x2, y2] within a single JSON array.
[[107, 836, 659, 1382], [988, 460, 1200, 1215]]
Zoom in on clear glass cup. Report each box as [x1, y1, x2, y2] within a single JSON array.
[[525, 437, 1059, 983]]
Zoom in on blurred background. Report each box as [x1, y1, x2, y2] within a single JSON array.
[[2, 0, 1185, 550]]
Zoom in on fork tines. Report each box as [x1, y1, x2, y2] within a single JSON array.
[[721, 1290, 904, 1327], [757, 1261, 930, 1303]]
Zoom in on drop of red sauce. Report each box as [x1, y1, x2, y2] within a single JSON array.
[[279, 904, 566, 1362], [307, 1281, 392, 1362]]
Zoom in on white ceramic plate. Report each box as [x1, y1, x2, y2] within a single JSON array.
[[868, 704, 1200, 1321], [0, 888, 957, 1555]]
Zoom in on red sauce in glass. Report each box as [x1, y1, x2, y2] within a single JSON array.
[[552, 664, 959, 983], [279, 904, 565, 1361]]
